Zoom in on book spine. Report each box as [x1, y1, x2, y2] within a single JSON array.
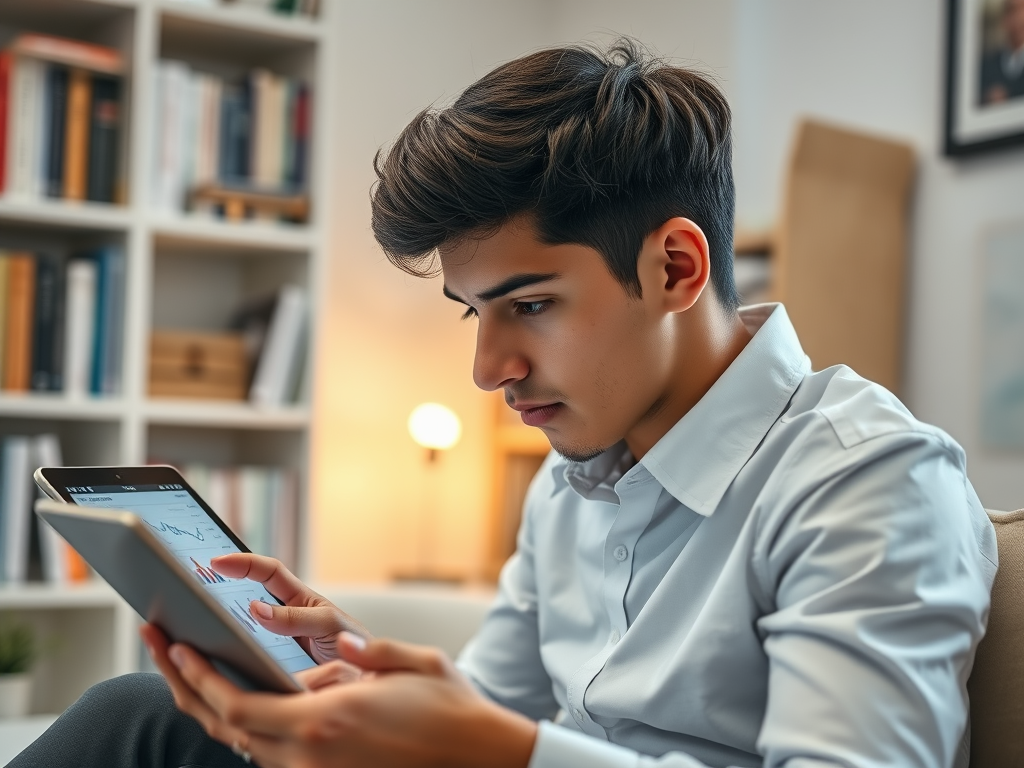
[[248, 285, 306, 406], [63, 68, 91, 201], [89, 251, 107, 394], [63, 259, 97, 396], [9, 56, 45, 198], [0, 254, 9, 384], [44, 65, 69, 198], [0, 52, 11, 195], [1, 436, 33, 583], [49, 254, 67, 391], [33, 433, 67, 584], [30, 252, 59, 391], [3, 253, 36, 391], [100, 248, 125, 395], [86, 75, 120, 203], [291, 82, 309, 189]]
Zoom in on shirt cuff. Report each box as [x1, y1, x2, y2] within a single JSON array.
[[527, 721, 639, 768]]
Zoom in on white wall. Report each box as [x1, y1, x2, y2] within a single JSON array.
[[728, 0, 1024, 510], [313, 0, 1024, 582], [313, 0, 556, 581]]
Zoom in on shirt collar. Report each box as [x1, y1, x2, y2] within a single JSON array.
[[558, 303, 810, 514]]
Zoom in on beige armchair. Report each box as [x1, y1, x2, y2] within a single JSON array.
[[969, 509, 1024, 767]]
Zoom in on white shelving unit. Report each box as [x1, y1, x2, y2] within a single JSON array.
[[0, 0, 333, 724]]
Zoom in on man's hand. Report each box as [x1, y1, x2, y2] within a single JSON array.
[[210, 553, 371, 663], [141, 625, 538, 768]]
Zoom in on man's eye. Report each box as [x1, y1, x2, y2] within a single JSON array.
[[513, 301, 548, 316], [461, 306, 478, 320]]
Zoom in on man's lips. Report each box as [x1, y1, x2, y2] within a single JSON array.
[[514, 403, 562, 427]]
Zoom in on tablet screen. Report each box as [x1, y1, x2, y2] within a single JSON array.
[[67, 483, 317, 675]]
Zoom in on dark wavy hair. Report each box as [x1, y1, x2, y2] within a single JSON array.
[[371, 39, 738, 310]]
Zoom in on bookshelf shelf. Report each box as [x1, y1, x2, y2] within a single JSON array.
[[142, 399, 309, 429], [150, 216, 314, 253], [0, 394, 125, 420], [0, 580, 120, 609], [158, 1, 323, 51], [0, 199, 131, 231]]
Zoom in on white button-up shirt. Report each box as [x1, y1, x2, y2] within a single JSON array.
[[458, 303, 997, 768]]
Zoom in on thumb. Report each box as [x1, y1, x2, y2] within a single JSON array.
[[337, 632, 451, 677]]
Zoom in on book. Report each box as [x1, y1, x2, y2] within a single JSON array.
[[3, 253, 36, 391], [63, 258, 98, 397], [86, 75, 121, 203], [43, 64, 69, 198], [0, 253, 9, 383], [8, 56, 46, 198], [248, 284, 306, 406], [220, 78, 252, 186], [0, 52, 11, 194], [1, 436, 33, 583], [9, 33, 122, 75], [63, 67, 91, 201], [30, 252, 65, 392], [88, 247, 125, 395], [32, 434, 89, 583], [152, 60, 191, 212]]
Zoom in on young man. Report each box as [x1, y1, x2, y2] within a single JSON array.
[[13, 40, 996, 768]]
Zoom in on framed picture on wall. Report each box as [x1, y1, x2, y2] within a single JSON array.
[[945, 0, 1024, 156]]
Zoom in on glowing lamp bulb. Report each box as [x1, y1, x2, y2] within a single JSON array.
[[408, 403, 462, 451]]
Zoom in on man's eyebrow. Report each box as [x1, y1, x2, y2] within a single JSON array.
[[442, 273, 560, 305]]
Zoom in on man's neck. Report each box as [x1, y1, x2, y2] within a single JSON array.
[[625, 298, 752, 460]]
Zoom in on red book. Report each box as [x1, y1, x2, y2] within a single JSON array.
[[0, 51, 10, 194]]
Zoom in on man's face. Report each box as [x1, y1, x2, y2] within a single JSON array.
[[440, 220, 681, 462]]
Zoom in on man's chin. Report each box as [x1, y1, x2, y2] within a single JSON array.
[[550, 441, 609, 464]]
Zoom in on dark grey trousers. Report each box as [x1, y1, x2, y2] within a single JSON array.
[[8, 673, 248, 768]]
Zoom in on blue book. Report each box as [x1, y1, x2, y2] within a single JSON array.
[[88, 247, 125, 395]]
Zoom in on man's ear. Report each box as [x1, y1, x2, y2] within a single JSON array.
[[642, 217, 711, 313]]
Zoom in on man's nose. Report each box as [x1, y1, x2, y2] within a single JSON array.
[[472, 319, 528, 391]]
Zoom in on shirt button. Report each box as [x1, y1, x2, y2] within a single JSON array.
[[574, 708, 583, 721], [613, 545, 628, 561], [610, 629, 620, 644]]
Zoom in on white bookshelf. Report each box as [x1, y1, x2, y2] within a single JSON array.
[[0, 0, 332, 726]]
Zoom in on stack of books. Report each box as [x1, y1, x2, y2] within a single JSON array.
[[0, 433, 89, 584], [151, 60, 311, 216], [179, 463, 300, 570], [0, 247, 125, 396], [0, 34, 125, 204]]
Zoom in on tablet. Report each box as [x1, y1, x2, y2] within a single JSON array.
[[34, 465, 317, 693]]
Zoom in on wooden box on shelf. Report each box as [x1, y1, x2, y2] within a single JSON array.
[[148, 330, 248, 400]]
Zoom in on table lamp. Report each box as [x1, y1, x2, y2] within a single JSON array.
[[394, 403, 463, 582]]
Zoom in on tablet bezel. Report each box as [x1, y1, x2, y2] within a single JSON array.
[[35, 465, 251, 555]]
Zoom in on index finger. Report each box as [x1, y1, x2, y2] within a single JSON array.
[[210, 553, 311, 606]]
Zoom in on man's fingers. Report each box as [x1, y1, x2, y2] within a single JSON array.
[[209, 553, 311, 606], [294, 659, 363, 690], [336, 632, 451, 676], [140, 626, 248, 748], [169, 642, 295, 738]]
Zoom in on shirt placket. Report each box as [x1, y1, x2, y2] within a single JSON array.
[[564, 466, 660, 739]]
